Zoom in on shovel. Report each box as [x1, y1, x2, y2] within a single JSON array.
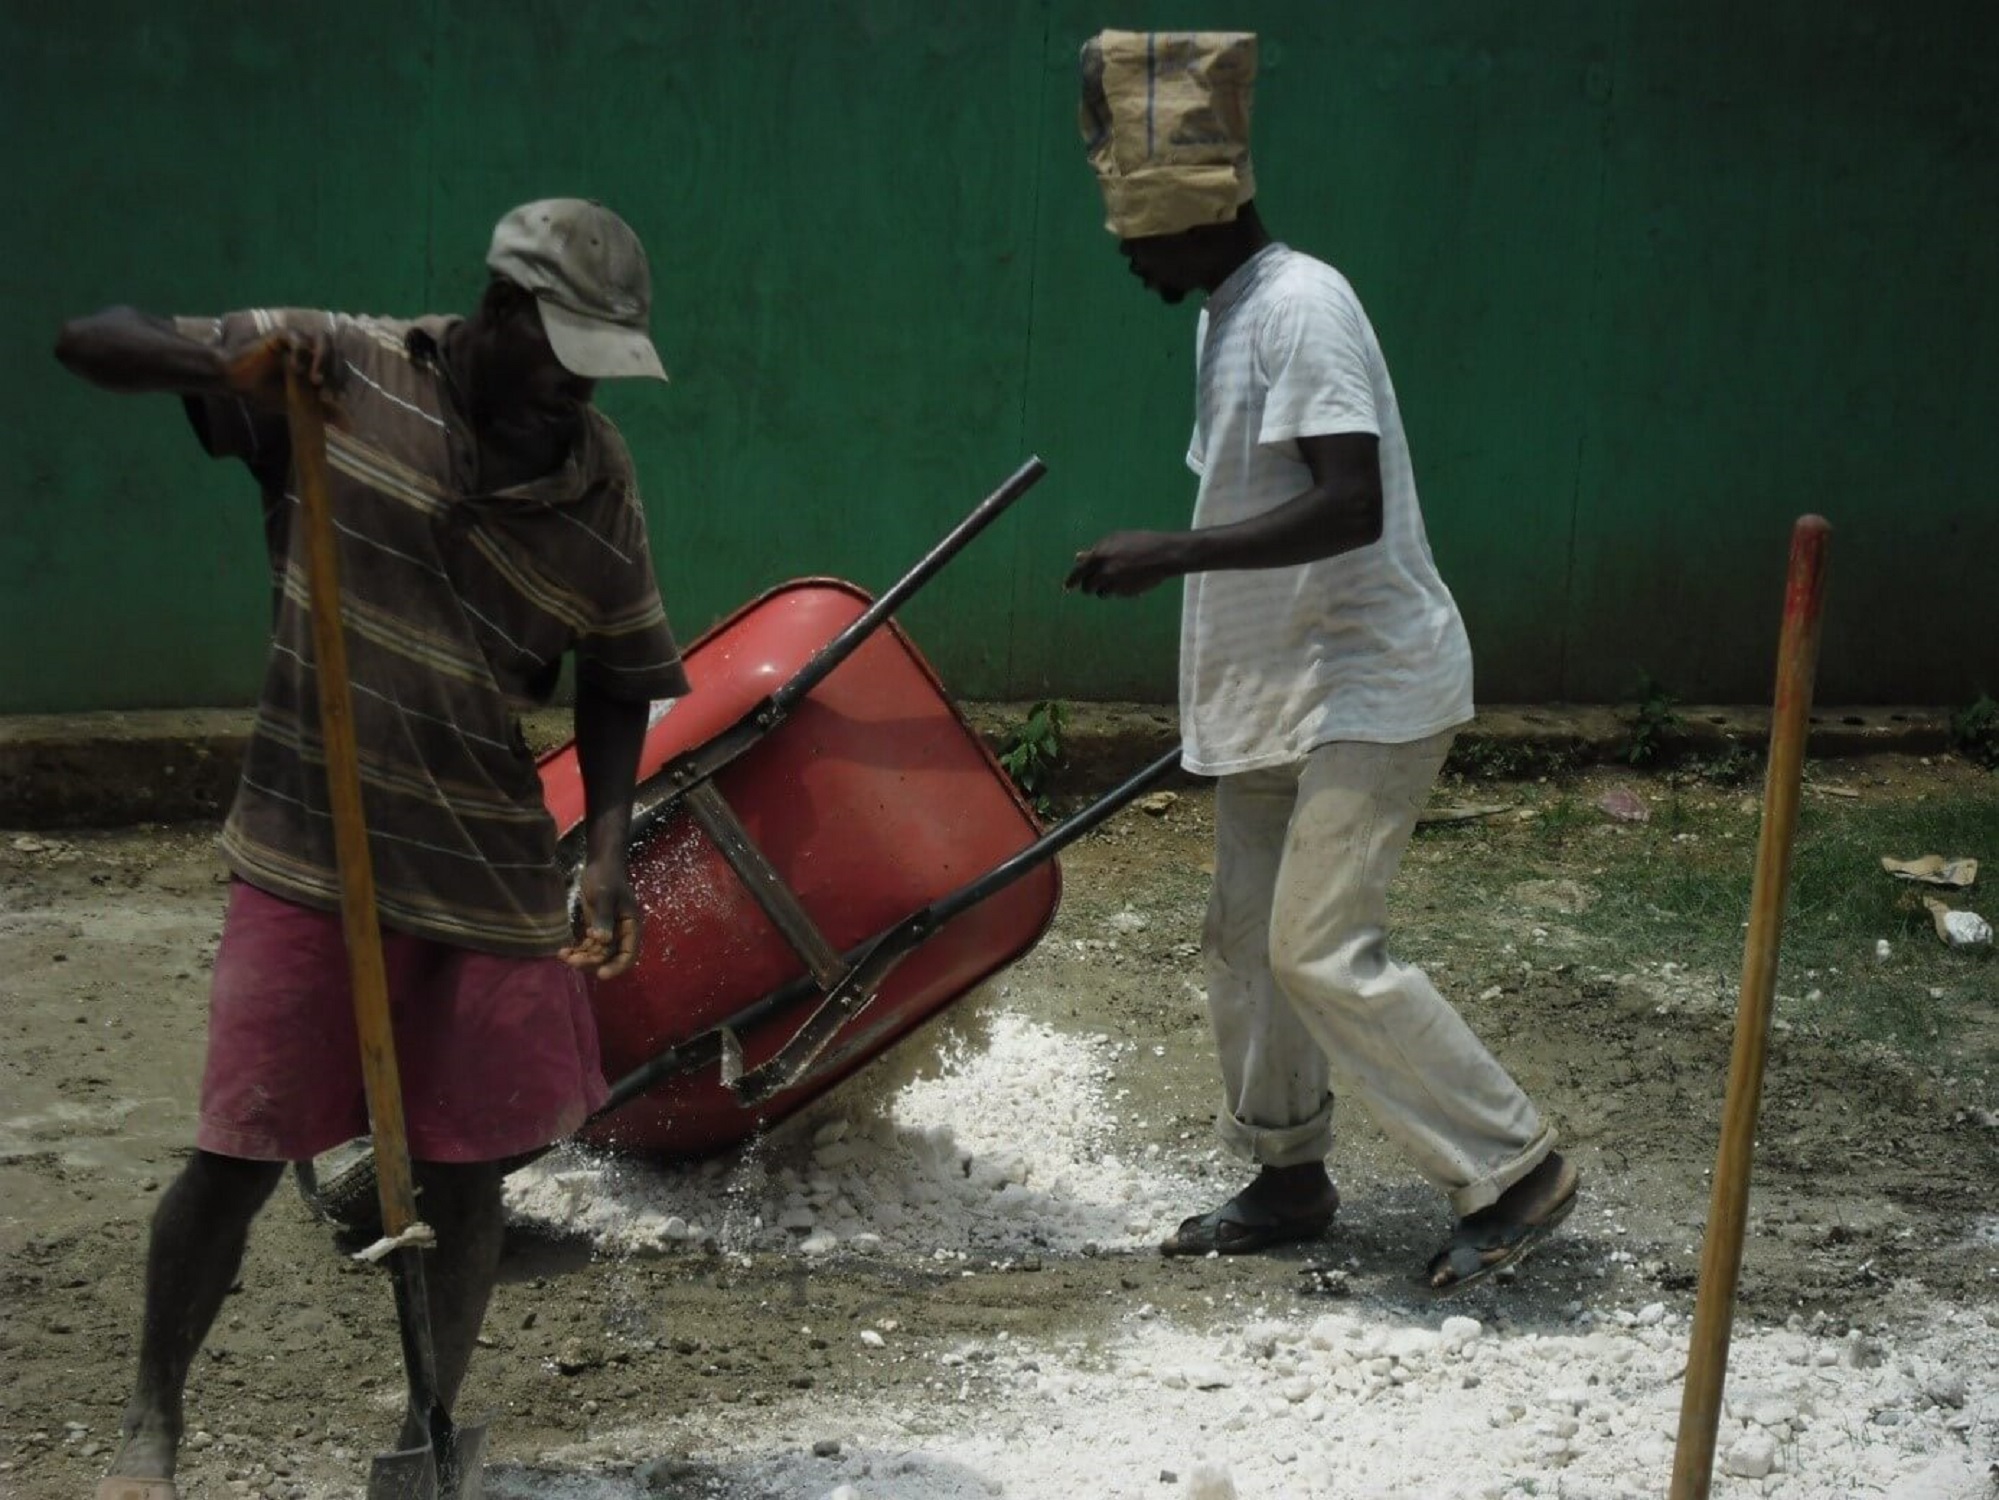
[[1668, 516, 1831, 1499], [284, 361, 489, 1499]]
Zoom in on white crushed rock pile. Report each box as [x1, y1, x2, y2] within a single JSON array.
[[504, 1013, 1201, 1257], [493, 1010, 1998, 1500], [493, 1302, 1996, 1499]]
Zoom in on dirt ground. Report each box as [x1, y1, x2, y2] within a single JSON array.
[[2, 757, 1995, 1498]]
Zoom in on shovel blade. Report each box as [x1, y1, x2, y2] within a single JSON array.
[[364, 1422, 490, 1500], [367, 1442, 437, 1500], [365, 1421, 487, 1500], [442, 1421, 490, 1500]]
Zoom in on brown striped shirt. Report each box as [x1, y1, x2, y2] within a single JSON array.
[[177, 308, 689, 956]]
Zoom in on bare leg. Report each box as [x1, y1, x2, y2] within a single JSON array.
[[108, 1151, 284, 1479], [393, 1161, 505, 1449]]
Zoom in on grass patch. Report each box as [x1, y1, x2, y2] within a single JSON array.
[[1770, 795, 1997, 1050], [1584, 795, 1996, 1054], [1530, 794, 1592, 849], [1407, 781, 1999, 1081]]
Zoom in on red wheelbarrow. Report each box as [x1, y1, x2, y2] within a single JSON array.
[[303, 460, 1178, 1226]]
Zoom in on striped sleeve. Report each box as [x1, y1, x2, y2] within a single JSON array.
[[172, 308, 349, 483], [173, 311, 289, 484], [572, 424, 690, 702]]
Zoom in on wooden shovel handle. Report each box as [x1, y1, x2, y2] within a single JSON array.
[[284, 368, 423, 1242], [1669, 515, 1832, 1499]]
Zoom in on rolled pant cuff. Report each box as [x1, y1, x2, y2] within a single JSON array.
[[1215, 1100, 1334, 1169], [1447, 1126, 1558, 1217]]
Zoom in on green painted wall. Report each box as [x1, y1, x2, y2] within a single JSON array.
[[5, 1, 1995, 713]]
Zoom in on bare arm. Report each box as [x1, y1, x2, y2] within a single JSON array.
[[54, 307, 336, 411], [53, 307, 230, 396], [559, 679, 651, 980], [1065, 432, 1384, 598]]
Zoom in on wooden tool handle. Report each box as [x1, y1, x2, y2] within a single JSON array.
[[1669, 515, 1832, 1499], [284, 368, 423, 1242]]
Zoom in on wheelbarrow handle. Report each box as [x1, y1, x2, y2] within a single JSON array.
[[773, 457, 1046, 714], [630, 458, 1047, 837], [719, 745, 1185, 1107]]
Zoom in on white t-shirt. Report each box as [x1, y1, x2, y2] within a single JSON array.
[[1179, 244, 1474, 775]]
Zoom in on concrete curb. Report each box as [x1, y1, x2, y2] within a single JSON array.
[[0, 702, 1964, 829]]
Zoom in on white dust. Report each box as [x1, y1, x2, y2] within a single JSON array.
[[494, 1010, 1997, 1500], [503, 1012, 1201, 1259], [492, 1303, 1997, 1499]]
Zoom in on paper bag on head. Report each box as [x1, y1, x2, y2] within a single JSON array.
[[1079, 30, 1258, 240]]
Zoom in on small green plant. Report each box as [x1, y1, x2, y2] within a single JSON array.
[[1951, 694, 1999, 769], [1623, 672, 1682, 767], [1692, 742, 1762, 787], [1532, 793, 1590, 846], [1450, 737, 1533, 779], [998, 700, 1067, 816], [1446, 737, 1575, 781]]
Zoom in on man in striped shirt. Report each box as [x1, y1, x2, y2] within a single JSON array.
[[57, 200, 687, 1496], [1070, 33, 1578, 1292]]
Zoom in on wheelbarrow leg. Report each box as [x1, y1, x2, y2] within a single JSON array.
[[726, 747, 1184, 1103], [683, 781, 847, 989]]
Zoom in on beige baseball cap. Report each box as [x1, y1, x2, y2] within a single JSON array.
[[486, 199, 668, 382]]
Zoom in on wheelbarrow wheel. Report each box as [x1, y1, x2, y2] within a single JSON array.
[[295, 1139, 385, 1239], [298, 1140, 546, 1242]]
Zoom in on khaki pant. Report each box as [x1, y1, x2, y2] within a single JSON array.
[[1203, 731, 1553, 1215]]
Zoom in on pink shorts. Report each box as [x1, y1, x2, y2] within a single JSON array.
[[199, 880, 610, 1164]]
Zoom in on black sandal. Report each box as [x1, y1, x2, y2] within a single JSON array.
[[1161, 1187, 1338, 1257], [1426, 1157, 1581, 1293]]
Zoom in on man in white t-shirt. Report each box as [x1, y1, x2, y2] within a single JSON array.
[[1069, 30, 1578, 1291]]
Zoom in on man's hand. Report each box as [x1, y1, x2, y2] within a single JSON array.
[[569, 685, 649, 979], [560, 855, 643, 980], [223, 329, 341, 414], [1065, 530, 1188, 598]]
